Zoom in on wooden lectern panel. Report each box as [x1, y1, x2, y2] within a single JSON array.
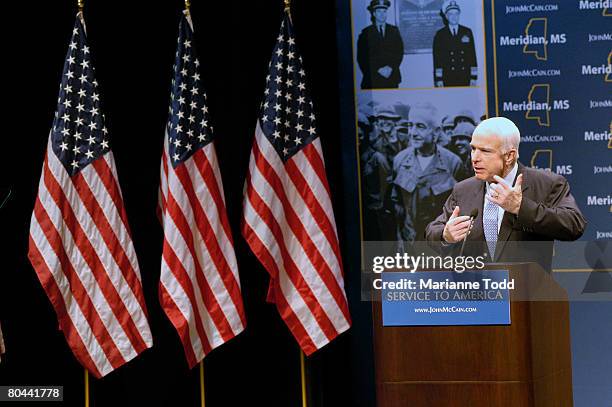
[[372, 263, 573, 406]]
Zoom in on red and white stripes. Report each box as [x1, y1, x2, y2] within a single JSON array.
[[159, 133, 246, 367], [28, 141, 152, 378], [242, 122, 351, 355]]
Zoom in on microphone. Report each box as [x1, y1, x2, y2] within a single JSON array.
[[459, 208, 478, 257]]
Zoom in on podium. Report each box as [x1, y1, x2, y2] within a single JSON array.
[[372, 263, 573, 406]]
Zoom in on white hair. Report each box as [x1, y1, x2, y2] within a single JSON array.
[[410, 102, 441, 129], [473, 117, 520, 158]]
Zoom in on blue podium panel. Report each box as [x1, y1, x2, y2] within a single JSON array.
[[381, 270, 511, 326]]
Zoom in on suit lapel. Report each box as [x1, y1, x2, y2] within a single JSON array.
[[494, 163, 531, 261]]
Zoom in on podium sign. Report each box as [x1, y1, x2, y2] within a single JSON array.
[[381, 270, 511, 326]]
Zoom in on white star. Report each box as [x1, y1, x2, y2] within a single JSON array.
[[179, 83, 187, 91], [276, 48, 284, 57], [83, 45, 90, 54], [192, 72, 200, 81], [101, 140, 109, 149], [178, 96, 186, 104], [201, 119, 208, 127], [190, 87, 198, 96], [74, 131, 82, 140], [102, 126, 108, 135], [185, 143, 192, 151], [190, 101, 198, 110], [88, 122, 97, 130], [287, 66, 294, 73], [287, 51, 295, 60], [85, 150, 94, 159], [277, 34, 284, 42], [275, 89, 282, 97], [274, 103, 281, 111], [285, 93, 292, 101], [263, 101, 269, 109], [72, 145, 81, 154], [275, 62, 283, 70], [173, 138, 182, 147], [296, 110, 304, 118], [79, 74, 88, 83], [67, 56, 75, 65], [299, 69, 306, 76], [273, 117, 281, 125], [65, 70, 74, 79], [275, 76, 283, 84], [69, 41, 77, 50], [187, 129, 194, 137], [198, 133, 206, 141], [283, 148, 289, 155], [90, 107, 98, 116], [309, 113, 316, 120], [295, 123, 303, 131], [262, 115, 268, 122], [92, 80, 98, 87], [264, 88, 270, 95], [177, 111, 185, 119], [62, 113, 70, 122], [297, 96, 305, 104], [73, 27, 79, 35], [284, 119, 291, 127], [175, 124, 183, 133], [76, 103, 85, 112], [71, 160, 79, 169], [194, 59, 200, 67], [307, 126, 316, 135], [62, 99, 72, 108], [75, 117, 84, 126], [92, 93, 99, 101], [284, 106, 292, 114], [288, 38, 295, 45], [182, 54, 190, 63], [202, 105, 208, 113], [181, 68, 188, 76], [80, 60, 89, 69], [294, 137, 302, 145], [273, 130, 281, 139], [184, 39, 191, 48], [173, 153, 180, 161], [284, 134, 290, 142], [87, 135, 96, 144], [59, 142, 69, 151]]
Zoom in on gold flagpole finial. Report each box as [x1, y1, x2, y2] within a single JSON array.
[[284, 0, 292, 20], [77, 0, 84, 12]]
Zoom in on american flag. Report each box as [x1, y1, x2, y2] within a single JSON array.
[[241, 13, 351, 355], [28, 13, 152, 378], [158, 11, 246, 368], [0, 322, 4, 362]]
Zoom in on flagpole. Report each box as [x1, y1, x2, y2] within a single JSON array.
[[84, 369, 90, 407], [200, 361, 206, 407], [300, 350, 308, 407]]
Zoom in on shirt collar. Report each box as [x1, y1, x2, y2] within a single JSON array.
[[486, 162, 518, 192]]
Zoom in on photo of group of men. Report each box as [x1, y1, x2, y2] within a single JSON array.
[[358, 99, 486, 243]]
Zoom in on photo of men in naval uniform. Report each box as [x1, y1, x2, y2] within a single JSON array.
[[432, 0, 477, 87], [357, 0, 404, 89]]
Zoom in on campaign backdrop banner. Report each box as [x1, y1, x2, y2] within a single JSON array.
[[349, 0, 611, 250]]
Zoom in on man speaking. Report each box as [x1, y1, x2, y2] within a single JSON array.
[[425, 117, 586, 270]]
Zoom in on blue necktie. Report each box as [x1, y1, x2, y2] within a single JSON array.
[[483, 194, 499, 258]]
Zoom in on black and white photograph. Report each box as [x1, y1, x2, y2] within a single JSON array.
[[357, 88, 486, 242], [353, 0, 485, 89]]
